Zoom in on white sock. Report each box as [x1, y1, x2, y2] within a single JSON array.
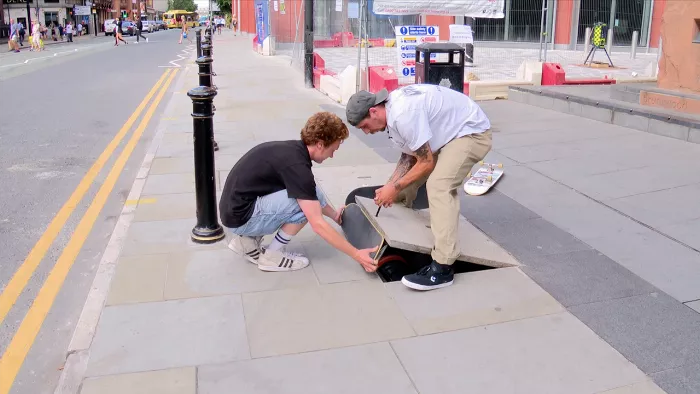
[[267, 229, 292, 252]]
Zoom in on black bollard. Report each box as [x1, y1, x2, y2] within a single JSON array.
[[196, 29, 202, 58], [188, 86, 224, 244], [202, 44, 217, 82], [195, 56, 218, 150]]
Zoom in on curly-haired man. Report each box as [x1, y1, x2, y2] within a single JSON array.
[[220, 112, 378, 272], [346, 85, 492, 291]]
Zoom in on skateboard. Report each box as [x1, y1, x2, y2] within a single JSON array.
[[341, 203, 389, 265], [463, 161, 504, 196]]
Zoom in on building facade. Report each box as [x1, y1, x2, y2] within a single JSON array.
[[2, 0, 112, 34], [236, 0, 665, 50]]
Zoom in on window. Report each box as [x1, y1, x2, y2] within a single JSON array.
[[694, 19, 700, 44], [44, 12, 58, 26]]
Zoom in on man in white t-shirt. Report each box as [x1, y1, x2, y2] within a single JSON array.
[[346, 84, 492, 291]]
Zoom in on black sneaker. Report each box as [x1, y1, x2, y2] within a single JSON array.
[[401, 261, 454, 291]]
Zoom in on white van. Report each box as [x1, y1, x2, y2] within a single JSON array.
[[104, 19, 117, 36]]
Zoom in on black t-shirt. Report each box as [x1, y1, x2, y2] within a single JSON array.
[[219, 140, 318, 228]]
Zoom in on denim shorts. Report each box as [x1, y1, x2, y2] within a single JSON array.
[[227, 187, 328, 237]]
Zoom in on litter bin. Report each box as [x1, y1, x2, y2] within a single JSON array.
[[414, 42, 465, 93]]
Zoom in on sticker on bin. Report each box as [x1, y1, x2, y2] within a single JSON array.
[[395, 25, 439, 79]]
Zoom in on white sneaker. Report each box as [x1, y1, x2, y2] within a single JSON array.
[[257, 248, 310, 272], [228, 235, 263, 264]]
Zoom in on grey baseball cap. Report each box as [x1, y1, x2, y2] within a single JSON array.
[[346, 88, 389, 126]]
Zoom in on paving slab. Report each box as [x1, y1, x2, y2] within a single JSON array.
[[81, 367, 196, 394], [493, 126, 636, 149], [651, 362, 700, 394], [584, 229, 700, 303], [493, 165, 574, 204], [142, 172, 220, 195], [86, 295, 250, 377], [474, 216, 592, 260], [132, 193, 199, 222], [197, 343, 418, 394], [459, 190, 540, 225], [686, 300, 700, 313], [312, 163, 396, 200], [597, 380, 667, 394], [391, 312, 649, 394], [241, 280, 415, 358], [386, 267, 563, 335], [301, 240, 379, 284], [520, 249, 657, 307], [120, 218, 228, 257], [604, 183, 700, 228], [657, 218, 700, 251], [149, 157, 195, 175], [355, 196, 520, 268], [163, 248, 318, 299], [569, 292, 700, 374], [106, 254, 169, 306]]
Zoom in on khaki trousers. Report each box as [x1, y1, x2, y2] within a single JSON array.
[[397, 130, 492, 265]]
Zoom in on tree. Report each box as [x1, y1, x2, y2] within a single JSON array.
[[167, 0, 198, 12], [214, 0, 232, 14]]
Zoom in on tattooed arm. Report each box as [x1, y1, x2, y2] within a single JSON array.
[[387, 153, 417, 186], [391, 142, 436, 192]]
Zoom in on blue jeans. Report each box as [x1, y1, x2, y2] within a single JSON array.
[[227, 187, 328, 237]]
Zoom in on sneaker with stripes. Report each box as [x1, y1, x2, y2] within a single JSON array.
[[228, 235, 263, 264], [257, 248, 310, 272]]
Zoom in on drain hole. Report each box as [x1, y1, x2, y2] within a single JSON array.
[[376, 246, 495, 283]]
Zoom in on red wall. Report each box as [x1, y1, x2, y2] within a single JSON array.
[[649, 0, 666, 48], [270, 0, 304, 43], [554, 0, 573, 45], [424, 15, 455, 41]]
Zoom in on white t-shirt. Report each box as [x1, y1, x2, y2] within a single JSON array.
[[384, 84, 491, 155], [66, 24, 73, 34]]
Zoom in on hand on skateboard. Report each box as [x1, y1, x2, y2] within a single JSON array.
[[354, 246, 380, 272]]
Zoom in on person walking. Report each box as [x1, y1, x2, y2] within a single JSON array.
[[135, 19, 148, 43], [65, 22, 73, 42], [114, 18, 127, 46], [178, 20, 192, 44]]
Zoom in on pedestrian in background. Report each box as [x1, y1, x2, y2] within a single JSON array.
[[135, 19, 148, 43], [65, 22, 73, 42]]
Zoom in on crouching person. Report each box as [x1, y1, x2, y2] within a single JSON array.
[[219, 112, 379, 272]]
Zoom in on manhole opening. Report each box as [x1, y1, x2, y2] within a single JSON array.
[[376, 246, 495, 283]]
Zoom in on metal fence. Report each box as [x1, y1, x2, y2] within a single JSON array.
[[266, 0, 658, 88]]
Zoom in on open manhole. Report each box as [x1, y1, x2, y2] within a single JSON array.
[[376, 246, 495, 283]]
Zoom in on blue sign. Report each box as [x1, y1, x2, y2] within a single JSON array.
[[254, 0, 269, 45], [402, 67, 410, 76]]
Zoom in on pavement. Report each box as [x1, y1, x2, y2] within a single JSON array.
[[51, 30, 700, 394]]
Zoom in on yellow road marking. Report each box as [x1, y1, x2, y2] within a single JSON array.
[[0, 69, 172, 326], [124, 198, 158, 206], [0, 69, 179, 394]]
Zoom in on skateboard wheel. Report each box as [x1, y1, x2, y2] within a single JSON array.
[[467, 172, 472, 178], [478, 160, 484, 165], [487, 175, 493, 182], [498, 163, 504, 168]]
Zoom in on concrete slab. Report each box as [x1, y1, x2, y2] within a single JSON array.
[[584, 229, 700, 303], [606, 183, 700, 228], [521, 249, 656, 307], [120, 219, 228, 257], [312, 163, 396, 198], [163, 249, 318, 299], [391, 312, 649, 394], [149, 157, 195, 175], [597, 380, 667, 394], [197, 343, 418, 394], [355, 196, 520, 268], [493, 126, 635, 149], [86, 295, 250, 377], [494, 165, 574, 204], [81, 367, 196, 394], [314, 146, 388, 168], [241, 280, 415, 358], [301, 240, 379, 284], [133, 193, 198, 222], [386, 267, 563, 335], [651, 362, 700, 394], [660, 219, 700, 251], [686, 300, 700, 313], [106, 254, 168, 306], [569, 292, 700, 374], [459, 190, 540, 225], [142, 173, 220, 195], [475, 217, 592, 260]]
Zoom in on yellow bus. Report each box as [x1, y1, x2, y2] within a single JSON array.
[[163, 10, 198, 29]]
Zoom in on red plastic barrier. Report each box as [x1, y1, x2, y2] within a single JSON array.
[[252, 35, 258, 50], [313, 52, 325, 70], [542, 63, 566, 85], [463, 81, 470, 95], [313, 69, 337, 89], [368, 66, 399, 93]]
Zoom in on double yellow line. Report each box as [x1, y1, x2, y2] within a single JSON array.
[[0, 68, 179, 394]]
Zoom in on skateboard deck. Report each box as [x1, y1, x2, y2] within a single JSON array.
[[464, 161, 504, 196], [340, 203, 388, 264]]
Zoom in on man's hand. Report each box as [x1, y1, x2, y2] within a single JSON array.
[[374, 183, 399, 208], [354, 246, 379, 272], [332, 206, 345, 225]]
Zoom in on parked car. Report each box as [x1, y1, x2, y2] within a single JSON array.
[[140, 20, 155, 33], [121, 21, 135, 36], [104, 19, 116, 36], [156, 19, 167, 30]]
